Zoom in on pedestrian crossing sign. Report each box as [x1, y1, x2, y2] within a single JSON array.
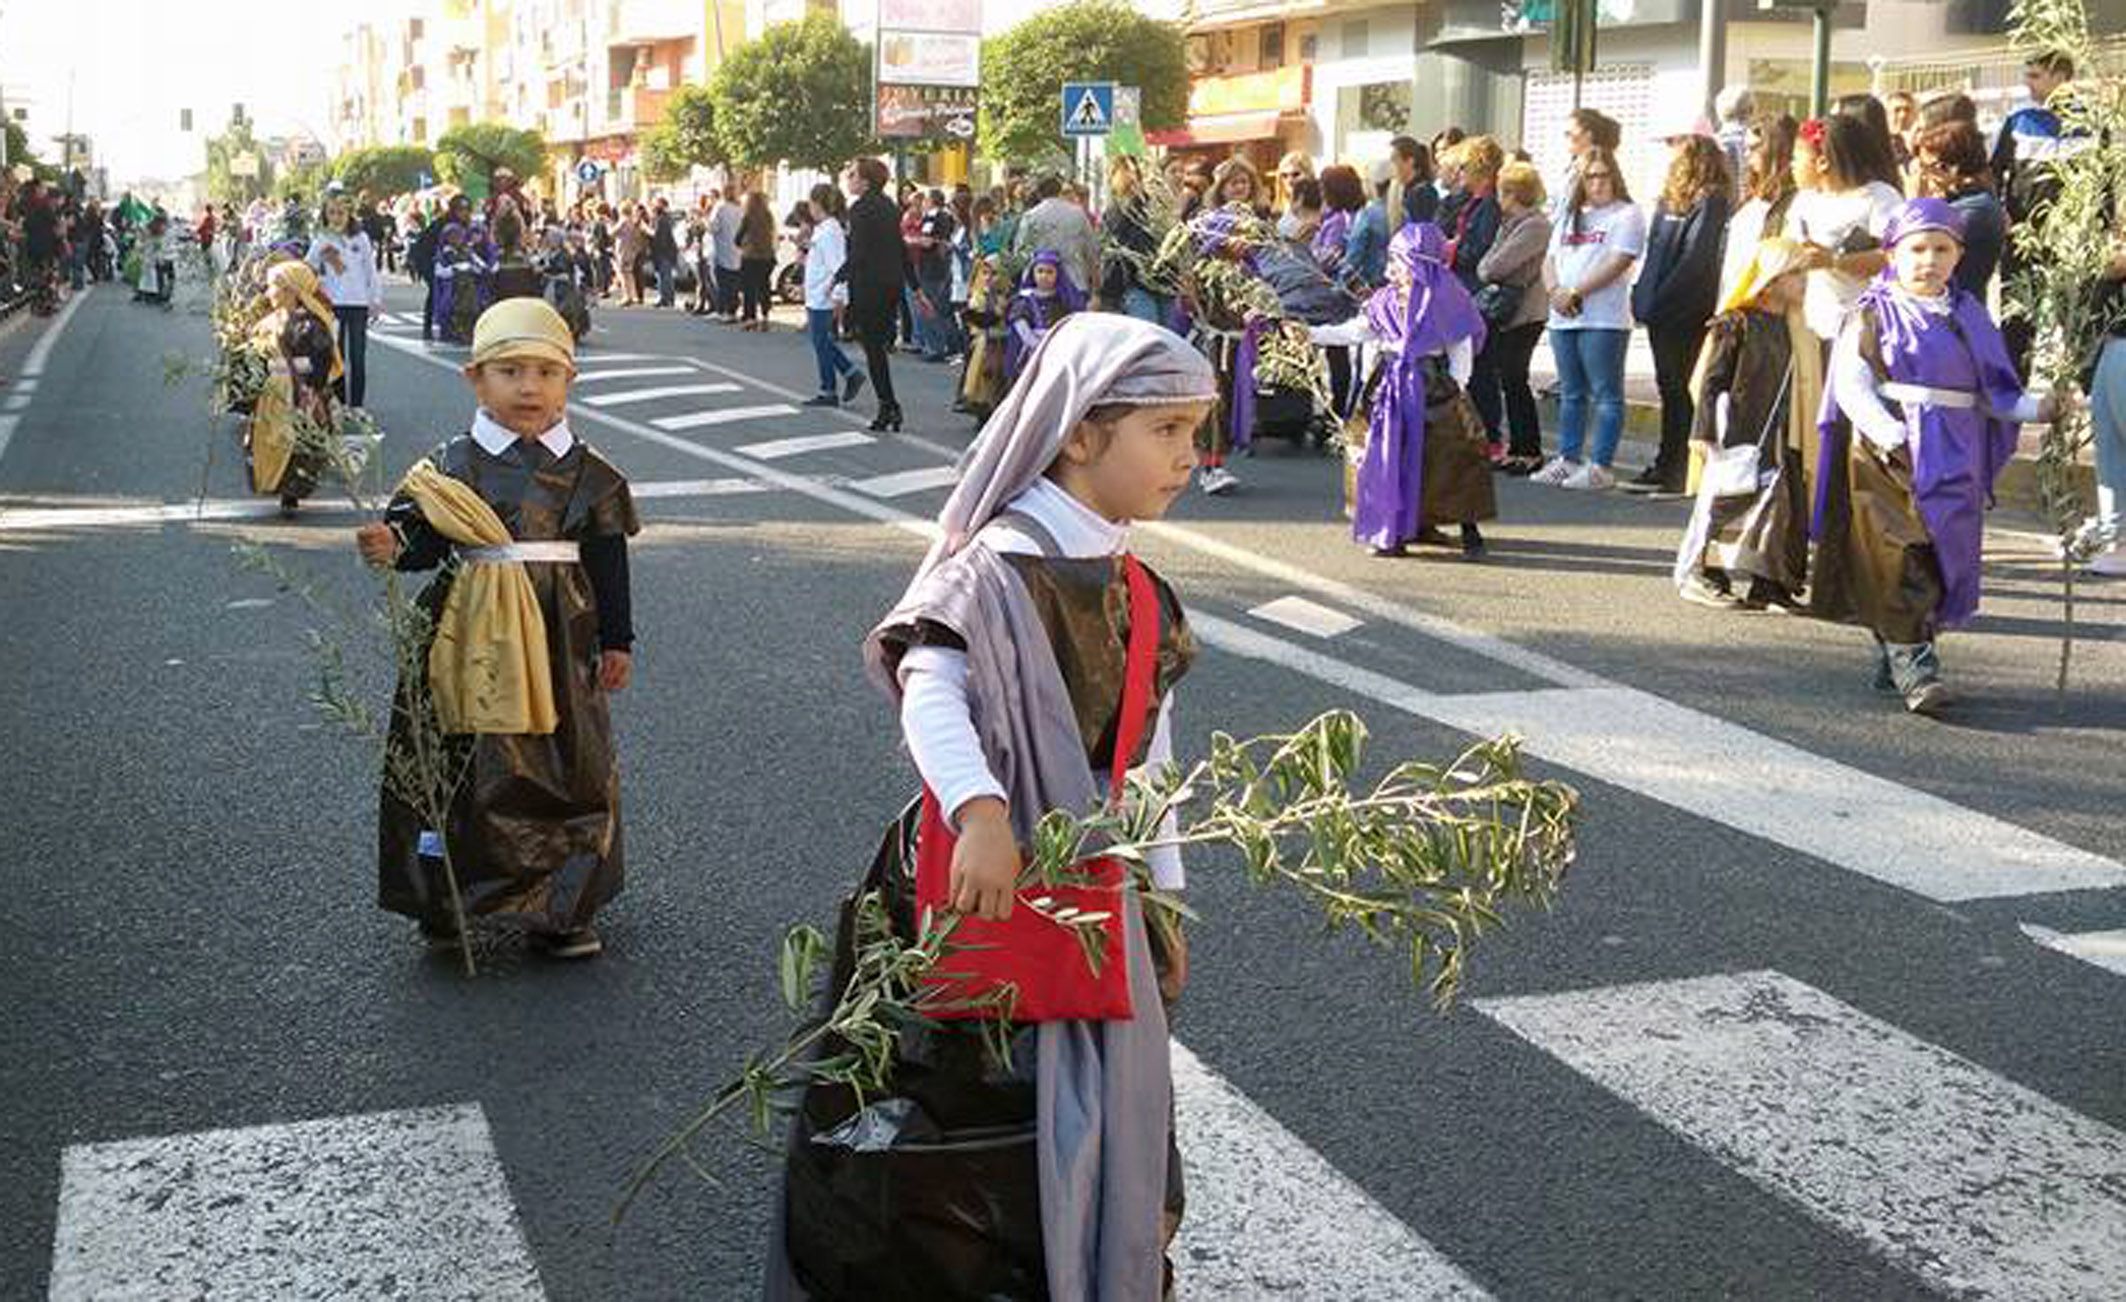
[[1061, 81, 1116, 137]]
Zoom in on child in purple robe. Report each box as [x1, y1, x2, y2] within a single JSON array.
[[1002, 248, 1086, 385], [1811, 197, 2061, 715], [1314, 222, 1497, 557]]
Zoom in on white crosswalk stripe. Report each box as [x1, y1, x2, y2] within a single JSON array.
[[651, 403, 800, 430], [582, 383, 742, 408], [849, 465, 961, 498], [572, 366, 699, 383], [2020, 923, 2126, 977], [1249, 595, 1364, 639], [1477, 970, 2126, 1301], [50, 1104, 544, 1299], [734, 430, 876, 460]]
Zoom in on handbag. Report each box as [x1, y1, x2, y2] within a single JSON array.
[[911, 554, 1162, 1023], [1473, 280, 1523, 328]]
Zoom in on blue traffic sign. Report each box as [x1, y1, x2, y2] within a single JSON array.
[[575, 159, 604, 184], [1061, 82, 1116, 137]]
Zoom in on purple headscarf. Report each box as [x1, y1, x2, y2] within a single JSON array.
[[1004, 250, 1089, 380], [1350, 223, 1487, 551], [1881, 196, 1968, 251]]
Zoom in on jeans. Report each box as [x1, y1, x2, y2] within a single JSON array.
[[714, 263, 741, 316], [1550, 326, 1629, 466], [654, 256, 676, 306], [2091, 336, 2126, 532], [1647, 320, 1707, 480], [807, 308, 856, 394], [1484, 322, 1547, 457], [908, 282, 951, 359], [333, 305, 370, 407]]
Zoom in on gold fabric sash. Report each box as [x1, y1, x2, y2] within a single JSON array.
[[248, 371, 295, 494], [397, 459, 559, 736]]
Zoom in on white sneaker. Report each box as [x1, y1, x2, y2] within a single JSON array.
[[1201, 466, 1239, 495], [1530, 457, 1581, 486], [1561, 462, 1617, 491]]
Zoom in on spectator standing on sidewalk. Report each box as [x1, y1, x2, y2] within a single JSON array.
[[709, 189, 743, 321], [913, 189, 960, 360], [1012, 173, 1102, 305], [1714, 88, 1755, 204], [1475, 163, 1552, 475], [1386, 136, 1437, 229], [1913, 119, 2006, 299], [308, 191, 386, 408], [1442, 137, 1506, 451], [1790, 114, 1902, 346], [649, 198, 680, 308], [1991, 48, 2082, 381], [685, 195, 714, 314], [738, 189, 778, 331], [615, 204, 648, 306], [1534, 146, 1645, 492], [1345, 161, 1395, 290], [1627, 132, 1732, 496]]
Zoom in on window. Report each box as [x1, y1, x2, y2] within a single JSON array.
[[1260, 24, 1285, 70]]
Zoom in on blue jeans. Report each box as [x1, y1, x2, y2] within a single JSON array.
[[2091, 336, 2126, 531], [1549, 327, 1629, 466], [654, 257, 675, 306], [807, 308, 856, 395]]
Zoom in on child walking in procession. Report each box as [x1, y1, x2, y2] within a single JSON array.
[[247, 261, 343, 517], [1315, 223, 1497, 558], [1673, 237, 1822, 611], [355, 299, 640, 957], [1001, 249, 1086, 387], [769, 314, 1215, 1299], [1810, 198, 2060, 715]]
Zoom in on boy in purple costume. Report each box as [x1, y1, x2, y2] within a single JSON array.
[[1811, 197, 2062, 714]]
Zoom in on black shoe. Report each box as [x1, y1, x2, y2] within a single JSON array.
[[869, 401, 903, 433], [1460, 523, 1486, 558], [1618, 466, 1666, 493], [278, 495, 300, 518], [802, 393, 840, 407], [843, 370, 867, 403], [1369, 543, 1408, 558]]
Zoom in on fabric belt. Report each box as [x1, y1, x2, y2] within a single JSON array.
[[460, 541, 581, 564], [1880, 382, 1976, 410]]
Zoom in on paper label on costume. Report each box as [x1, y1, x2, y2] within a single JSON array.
[[417, 830, 444, 858]]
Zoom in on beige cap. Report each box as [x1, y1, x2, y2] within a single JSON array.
[[470, 298, 577, 372]]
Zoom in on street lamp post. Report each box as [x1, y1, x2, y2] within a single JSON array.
[[1758, 0, 1840, 119]]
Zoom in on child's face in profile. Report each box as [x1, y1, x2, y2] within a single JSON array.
[[467, 357, 574, 436], [1054, 400, 1211, 523], [1892, 231, 1962, 298]]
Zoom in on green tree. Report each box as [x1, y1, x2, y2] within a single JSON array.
[[333, 145, 436, 198], [640, 85, 723, 183], [433, 122, 549, 198], [980, 0, 1187, 164], [203, 116, 274, 206], [272, 156, 330, 204], [709, 13, 874, 171], [3, 118, 59, 183]]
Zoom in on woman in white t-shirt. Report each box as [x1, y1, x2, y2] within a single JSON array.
[[1788, 114, 1904, 342], [1534, 147, 1646, 490], [800, 183, 866, 408], [306, 191, 384, 408]]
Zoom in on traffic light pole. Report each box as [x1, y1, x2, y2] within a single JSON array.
[[1811, 3, 1833, 117]]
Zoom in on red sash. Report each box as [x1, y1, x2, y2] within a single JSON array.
[[913, 554, 1160, 1023]]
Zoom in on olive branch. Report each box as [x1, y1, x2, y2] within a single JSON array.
[[614, 711, 1576, 1222]]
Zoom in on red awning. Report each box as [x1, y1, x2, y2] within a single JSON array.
[[1144, 110, 1284, 148]]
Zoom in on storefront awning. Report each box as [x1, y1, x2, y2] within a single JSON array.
[[1145, 110, 1285, 148]]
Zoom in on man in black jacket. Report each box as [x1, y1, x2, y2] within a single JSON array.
[[841, 158, 907, 432], [409, 195, 472, 342]]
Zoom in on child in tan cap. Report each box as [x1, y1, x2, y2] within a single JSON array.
[[355, 298, 639, 959]]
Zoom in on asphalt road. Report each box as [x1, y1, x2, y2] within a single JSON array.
[[2, 279, 2122, 1301]]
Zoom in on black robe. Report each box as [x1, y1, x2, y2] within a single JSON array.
[[376, 433, 639, 931], [1678, 309, 1811, 597]]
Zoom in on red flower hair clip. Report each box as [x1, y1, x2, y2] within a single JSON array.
[[1799, 117, 1828, 149]]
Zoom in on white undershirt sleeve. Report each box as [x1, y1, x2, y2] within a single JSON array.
[[897, 646, 1006, 828], [1140, 693, 1185, 891], [1447, 337, 1474, 386], [1308, 317, 1376, 348], [1830, 325, 1911, 452]]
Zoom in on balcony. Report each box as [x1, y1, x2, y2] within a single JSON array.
[[604, 85, 673, 130]]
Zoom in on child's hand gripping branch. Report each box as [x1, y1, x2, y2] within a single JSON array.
[[949, 796, 1019, 921], [355, 522, 398, 566]]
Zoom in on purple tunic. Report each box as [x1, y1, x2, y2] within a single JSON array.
[[1351, 223, 1488, 550], [1815, 277, 2024, 629], [1003, 250, 1088, 383]]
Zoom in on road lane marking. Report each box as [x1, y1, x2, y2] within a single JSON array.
[[1476, 970, 2126, 1301], [367, 330, 2125, 904], [582, 383, 742, 408], [571, 366, 699, 383], [49, 1103, 545, 1300], [651, 403, 800, 430], [627, 476, 777, 499], [0, 415, 17, 467], [1249, 595, 1363, 639], [1416, 687, 2126, 901], [1172, 1042, 1491, 1299], [735, 430, 876, 460], [2020, 923, 2126, 977], [849, 465, 961, 498], [18, 286, 88, 379]]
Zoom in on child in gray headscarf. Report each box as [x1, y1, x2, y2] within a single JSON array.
[[771, 313, 1217, 1300]]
